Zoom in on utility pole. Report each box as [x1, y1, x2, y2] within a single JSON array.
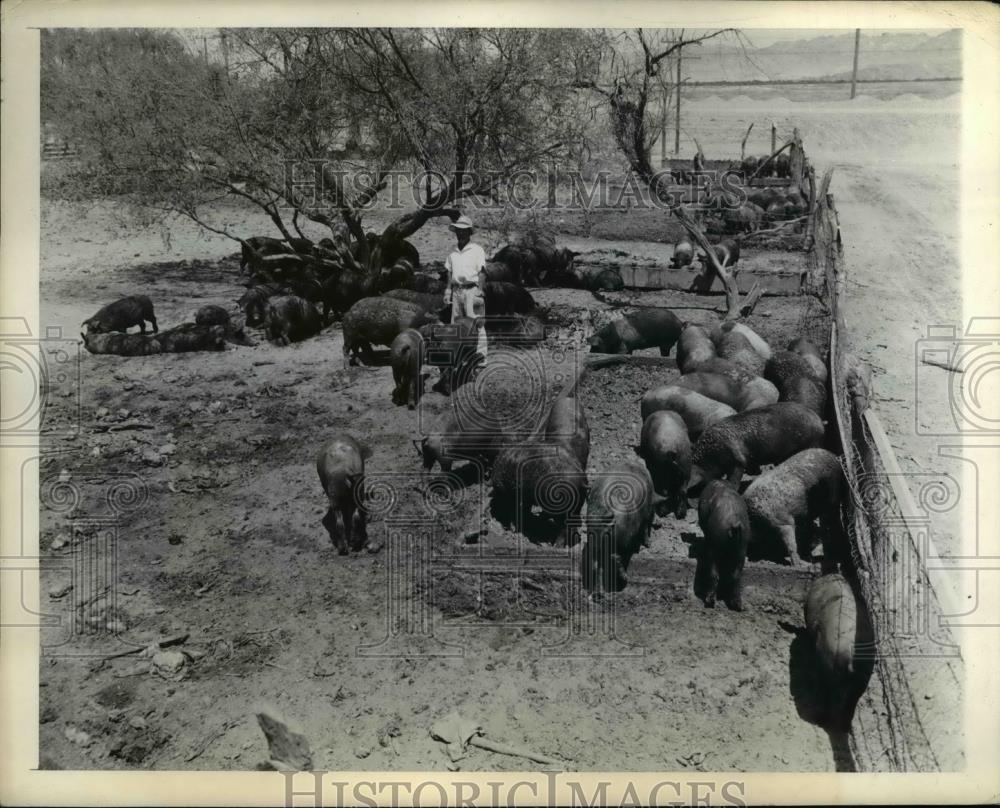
[[674, 46, 682, 154], [673, 47, 701, 155], [220, 30, 230, 78], [850, 28, 861, 99], [660, 84, 668, 166]]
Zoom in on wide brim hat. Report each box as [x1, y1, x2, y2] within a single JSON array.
[[449, 215, 474, 231]]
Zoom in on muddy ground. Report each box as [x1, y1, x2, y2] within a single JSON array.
[[38, 94, 960, 772]]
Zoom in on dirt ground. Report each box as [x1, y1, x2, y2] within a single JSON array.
[[37, 93, 960, 772]]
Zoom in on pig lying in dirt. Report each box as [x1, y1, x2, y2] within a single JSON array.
[[639, 410, 691, 518], [82, 323, 227, 355], [690, 402, 825, 488], [265, 295, 324, 346], [588, 309, 682, 355], [81, 331, 163, 356], [641, 385, 737, 440], [83, 295, 158, 335], [316, 434, 371, 555], [582, 463, 655, 592], [743, 447, 845, 566], [696, 480, 750, 611]]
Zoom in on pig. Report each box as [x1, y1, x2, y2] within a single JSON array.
[[321, 268, 379, 321], [581, 463, 655, 592], [491, 245, 541, 286], [765, 350, 818, 390], [699, 239, 740, 269], [744, 448, 845, 566], [378, 259, 416, 293], [544, 396, 590, 469], [775, 152, 791, 178], [484, 282, 537, 317], [675, 371, 744, 410], [574, 265, 625, 292], [491, 444, 587, 544], [485, 314, 546, 349], [284, 236, 314, 254], [419, 317, 481, 396], [342, 297, 439, 368], [787, 337, 828, 382], [712, 321, 772, 361], [236, 283, 284, 327], [374, 237, 420, 269], [639, 410, 692, 518], [716, 330, 766, 377], [194, 304, 231, 328], [156, 323, 227, 353], [83, 295, 158, 335], [783, 374, 827, 418], [676, 324, 716, 373], [80, 331, 162, 356], [587, 309, 682, 356], [696, 480, 750, 610], [389, 328, 424, 409], [688, 357, 754, 385], [316, 434, 371, 555], [408, 269, 449, 295], [765, 350, 828, 417], [723, 204, 763, 234], [671, 240, 694, 268], [482, 261, 521, 285], [735, 376, 780, 411], [265, 295, 324, 346], [240, 236, 291, 271], [690, 402, 825, 489], [532, 243, 577, 284], [804, 573, 868, 731], [640, 385, 737, 440], [416, 409, 507, 473], [382, 288, 447, 317]]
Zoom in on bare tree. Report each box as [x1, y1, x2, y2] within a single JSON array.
[[42, 28, 586, 277], [574, 28, 754, 319]]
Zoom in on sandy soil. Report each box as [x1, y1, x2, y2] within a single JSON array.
[[37, 94, 960, 772]]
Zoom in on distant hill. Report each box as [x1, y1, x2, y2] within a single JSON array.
[[689, 29, 961, 83]]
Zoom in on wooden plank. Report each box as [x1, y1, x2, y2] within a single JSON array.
[[862, 408, 964, 627], [614, 264, 806, 295], [586, 354, 678, 371]]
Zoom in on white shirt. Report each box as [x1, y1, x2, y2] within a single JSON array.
[[445, 242, 486, 285]]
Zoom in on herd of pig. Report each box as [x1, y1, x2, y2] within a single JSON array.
[[316, 304, 862, 724], [79, 240, 863, 726]]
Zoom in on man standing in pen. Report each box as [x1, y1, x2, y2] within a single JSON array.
[[443, 214, 488, 367]]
